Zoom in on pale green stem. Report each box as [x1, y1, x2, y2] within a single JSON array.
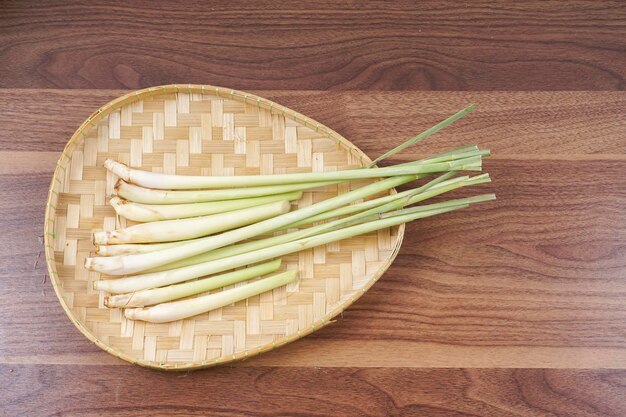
[[283, 171, 460, 229], [124, 270, 298, 323], [94, 204, 468, 294], [86, 173, 427, 275], [105, 259, 282, 308], [381, 194, 496, 218], [110, 191, 303, 222], [116, 179, 338, 204], [106, 153, 481, 190], [94, 200, 291, 244], [96, 173, 489, 264]]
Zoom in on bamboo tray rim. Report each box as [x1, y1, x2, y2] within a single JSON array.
[[44, 84, 405, 370]]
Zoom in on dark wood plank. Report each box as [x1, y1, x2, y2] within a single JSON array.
[[341, 91, 626, 156], [0, 1, 625, 90], [1, 90, 625, 153], [0, 89, 123, 151], [2, 365, 625, 417]]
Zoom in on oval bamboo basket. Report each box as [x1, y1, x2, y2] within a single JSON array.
[[44, 85, 405, 370]]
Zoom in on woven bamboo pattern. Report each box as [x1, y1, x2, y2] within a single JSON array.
[[44, 85, 405, 370]]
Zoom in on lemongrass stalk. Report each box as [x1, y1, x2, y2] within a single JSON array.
[[105, 259, 281, 308], [94, 204, 466, 294], [106, 154, 481, 190], [282, 171, 462, 229], [85, 173, 425, 275], [367, 104, 476, 167], [392, 149, 487, 172], [368, 104, 476, 167], [94, 173, 484, 259], [382, 194, 495, 219], [116, 179, 337, 204], [93, 200, 291, 245], [97, 176, 444, 256], [282, 172, 476, 230], [145, 192, 486, 273], [124, 270, 298, 323], [451, 173, 490, 187], [95, 175, 450, 257], [147, 183, 451, 272], [96, 241, 181, 256], [401, 173, 491, 207], [110, 191, 303, 222]]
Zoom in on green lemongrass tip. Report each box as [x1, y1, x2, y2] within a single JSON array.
[[367, 104, 476, 167], [349, 171, 464, 220], [333, 191, 494, 229], [447, 155, 482, 169], [280, 171, 461, 231], [456, 193, 496, 205], [381, 204, 469, 219], [396, 156, 482, 174], [460, 165, 481, 172], [402, 173, 489, 207], [86, 173, 421, 275], [424, 193, 495, 209], [458, 173, 491, 187], [405, 170, 461, 197], [95, 206, 470, 294], [397, 149, 488, 167], [460, 160, 482, 171], [124, 270, 298, 323], [104, 259, 282, 308], [383, 194, 495, 218], [366, 172, 464, 215], [419, 170, 459, 190]]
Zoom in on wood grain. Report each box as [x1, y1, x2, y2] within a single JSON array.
[[1, 2, 625, 407], [0, 1, 625, 90], [2, 366, 625, 417], [2, 90, 625, 153], [1, 90, 625, 372], [2, 158, 626, 367]]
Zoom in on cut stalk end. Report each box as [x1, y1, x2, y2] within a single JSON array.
[[93, 230, 113, 245], [105, 159, 131, 181], [113, 178, 124, 194], [124, 308, 141, 320]]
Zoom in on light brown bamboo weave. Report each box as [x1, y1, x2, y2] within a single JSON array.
[[44, 85, 405, 370]]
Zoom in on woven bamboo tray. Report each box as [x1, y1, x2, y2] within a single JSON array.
[[44, 85, 405, 370]]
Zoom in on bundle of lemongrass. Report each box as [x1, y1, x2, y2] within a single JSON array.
[[87, 104, 495, 323]]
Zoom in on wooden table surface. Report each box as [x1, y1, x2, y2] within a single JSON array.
[[2, 2, 626, 416]]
